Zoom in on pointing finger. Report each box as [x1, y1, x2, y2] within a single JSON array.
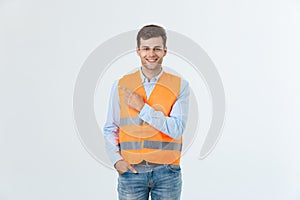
[[118, 85, 132, 93]]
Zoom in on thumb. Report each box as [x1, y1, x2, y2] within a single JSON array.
[[127, 164, 138, 174]]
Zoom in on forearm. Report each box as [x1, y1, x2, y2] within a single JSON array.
[[104, 133, 123, 165], [138, 104, 187, 139]]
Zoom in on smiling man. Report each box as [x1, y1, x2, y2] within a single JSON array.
[[104, 24, 190, 200]]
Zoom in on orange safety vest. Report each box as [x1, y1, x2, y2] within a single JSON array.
[[118, 70, 182, 165]]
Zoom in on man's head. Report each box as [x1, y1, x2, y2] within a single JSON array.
[[136, 25, 167, 72], [136, 24, 167, 48]]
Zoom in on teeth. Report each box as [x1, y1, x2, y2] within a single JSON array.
[[147, 59, 156, 62]]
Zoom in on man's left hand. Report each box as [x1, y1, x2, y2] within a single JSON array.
[[119, 86, 145, 112]]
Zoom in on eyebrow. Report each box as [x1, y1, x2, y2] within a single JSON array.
[[140, 45, 163, 48]]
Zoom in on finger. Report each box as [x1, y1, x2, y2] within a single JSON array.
[[127, 164, 138, 174], [125, 92, 130, 98], [118, 85, 126, 90], [119, 85, 132, 93], [124, 96, 130, 105]]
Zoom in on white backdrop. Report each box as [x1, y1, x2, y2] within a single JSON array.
[[1, 0, 300, 199]]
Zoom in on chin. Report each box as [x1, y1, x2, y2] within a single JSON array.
[[144, 63, 161, 70]]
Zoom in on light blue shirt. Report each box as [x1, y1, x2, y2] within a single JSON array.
[[103, 68, 190, 165]]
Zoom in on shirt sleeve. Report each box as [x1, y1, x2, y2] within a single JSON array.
[[138, 79, 190, 139], [103, 80, 123, 165]]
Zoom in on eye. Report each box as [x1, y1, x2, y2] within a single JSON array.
[[154, 47, 162, 52], [142, 47, 150, 51]]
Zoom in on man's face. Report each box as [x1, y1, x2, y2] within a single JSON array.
[[136, 36, 167, 71]]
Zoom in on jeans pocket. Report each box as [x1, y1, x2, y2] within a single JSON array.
[[166, 165, 181, 173], [119, 169, 130, 175]]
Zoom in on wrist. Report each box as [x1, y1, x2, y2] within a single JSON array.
[[114, 159, 124, 169], [138, 103, 145, 112]]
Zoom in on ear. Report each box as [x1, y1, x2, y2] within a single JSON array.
[[163, 46, 167, 56], [136, 47, 140, 55]]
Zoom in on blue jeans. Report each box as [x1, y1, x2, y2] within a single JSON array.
[[117, 164, 182, 200]]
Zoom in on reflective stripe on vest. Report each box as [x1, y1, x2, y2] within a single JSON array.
[[120, 141, 182, 151], [120, 117, 143, 126]]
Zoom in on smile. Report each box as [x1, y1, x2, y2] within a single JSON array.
[[146, 58, 158, 63]]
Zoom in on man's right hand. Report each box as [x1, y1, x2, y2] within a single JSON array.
[[114, 160, 138, 174]]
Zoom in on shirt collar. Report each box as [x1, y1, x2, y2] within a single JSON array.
[[139, 67, 164, 83]]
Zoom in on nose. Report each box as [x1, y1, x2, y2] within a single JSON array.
[[147, 49, 156, 57]]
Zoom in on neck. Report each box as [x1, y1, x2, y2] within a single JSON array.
[[141, 66, 162, 81]]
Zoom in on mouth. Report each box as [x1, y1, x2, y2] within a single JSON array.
[[146, 58, 158, 63]]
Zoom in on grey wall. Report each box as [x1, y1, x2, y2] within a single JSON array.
[[1, 0, 299, 199]]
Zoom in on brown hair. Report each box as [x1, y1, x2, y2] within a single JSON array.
[[136, 24, 167, 48]]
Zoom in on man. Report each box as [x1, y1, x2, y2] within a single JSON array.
[[104, 24, 189, 200]]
